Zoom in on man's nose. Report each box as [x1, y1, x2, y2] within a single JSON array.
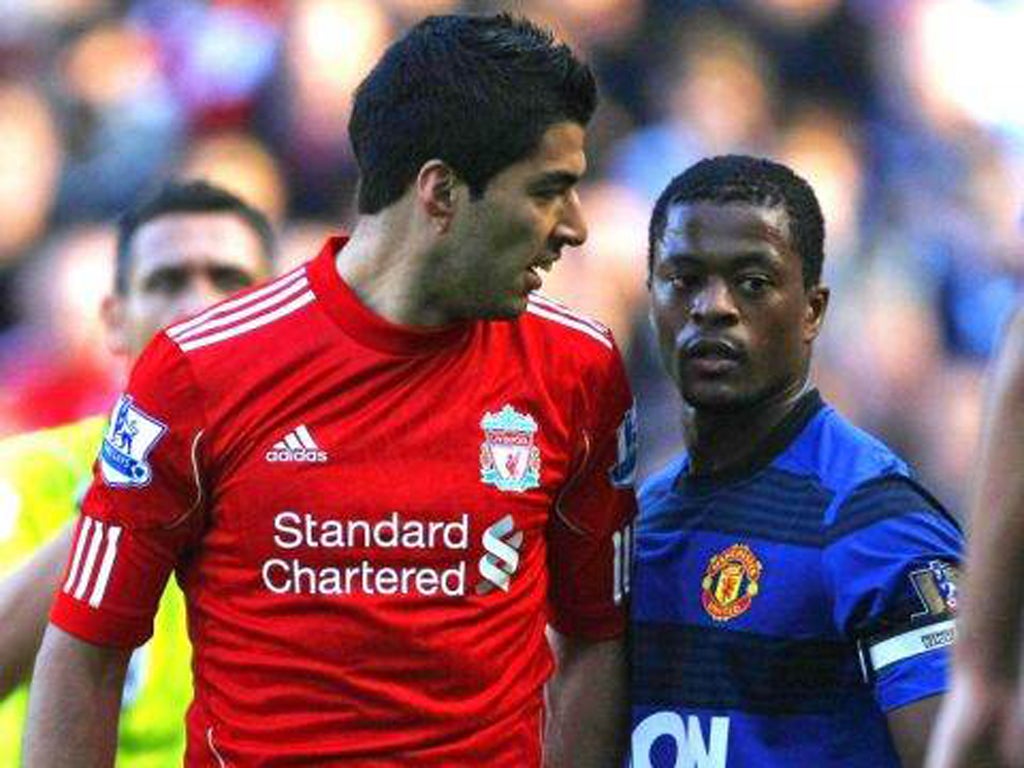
[[690, 278, 738, 325], [553, 189, 587, 248], [176, 276, 225, 318]]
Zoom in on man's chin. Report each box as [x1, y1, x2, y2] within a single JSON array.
[[470, 298, 527, 322], [681, 384, 753, 415]]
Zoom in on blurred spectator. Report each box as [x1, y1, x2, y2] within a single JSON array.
[[53, 19, 184, 221], [0, 83, 62, 266], [0, 226, 118, 435], [735, 0, 875, 115], [774, 100, 865, 284], [914, 361, 986, 514], [929, 139, 1024, 359], [179, 130, 289, 225], [610, 9, 777, 203], [269, 0, 392, 215], [132, 0, 280, 130]]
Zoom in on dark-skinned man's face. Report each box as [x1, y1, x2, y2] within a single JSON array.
[[648, 201, 828, 413]]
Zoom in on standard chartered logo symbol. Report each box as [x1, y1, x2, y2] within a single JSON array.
[[476, 514, 524, 595]]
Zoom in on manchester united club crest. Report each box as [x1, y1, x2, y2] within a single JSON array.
[[701, 543, 763, 621], [479, 405, 541, 493]]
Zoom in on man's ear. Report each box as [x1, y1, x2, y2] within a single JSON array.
[[101, 294, 130, 358], [416, 160, 458, 235], [804, 284, 830, 343]]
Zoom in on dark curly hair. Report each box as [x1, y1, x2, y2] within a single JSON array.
[[648, 155, 825, 288]]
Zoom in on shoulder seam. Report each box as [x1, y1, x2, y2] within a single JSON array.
[[159, 336, 210, 529], [166, 264, 306, 339], [167, 267, 317, 353], [525, 296, 612, 350]]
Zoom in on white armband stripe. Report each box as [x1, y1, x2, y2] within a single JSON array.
[[63, 516, 93, 592], [73, 519, 104, 600], [88, 525, 121, 607], [867, 619, 956, 672]]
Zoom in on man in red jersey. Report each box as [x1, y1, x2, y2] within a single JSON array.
[[25, 14, 637, 767]]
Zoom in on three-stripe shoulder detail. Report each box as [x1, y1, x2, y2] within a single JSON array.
[[166, 265, 316, 353], [525, 294, 613, 350], [62, 516, 122, 608]]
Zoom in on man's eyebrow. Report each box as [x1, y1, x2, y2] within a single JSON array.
[[142, 264, 186, 280], [657, 252, 701, 266], [528, 171, 580, 190], [730, 251, 785, 269], [656, 250, 785, 270]]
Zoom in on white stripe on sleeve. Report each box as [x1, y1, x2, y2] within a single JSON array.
[[63, 517, 93, 593], [88, 525, 122, 607], [73, 519, 104, 600]]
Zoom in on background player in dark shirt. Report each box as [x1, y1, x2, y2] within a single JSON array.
[[927, 306, 1024, 768], [631, 155, 961, 767]]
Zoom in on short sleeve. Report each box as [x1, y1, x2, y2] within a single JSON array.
[[547, 344, 639, 640], [823, 476, 963, 712], [50, 334, 207, 649]]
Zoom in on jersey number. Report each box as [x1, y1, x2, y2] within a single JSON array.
[[612, 523, 634, 605]]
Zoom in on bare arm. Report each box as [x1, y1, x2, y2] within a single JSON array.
[[888, 694, 943, 768], [544, 629, 627, 768], [21, 624, 130, 767], [927, 308, 1024, 768], [0, 526, 74, 699]]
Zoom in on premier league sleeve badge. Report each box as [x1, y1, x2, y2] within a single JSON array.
[[100, 395, 168, 488]]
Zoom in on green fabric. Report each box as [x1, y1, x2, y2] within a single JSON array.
[[0, 416, 190, 765]]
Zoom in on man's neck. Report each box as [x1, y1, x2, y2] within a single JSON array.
[[336, 212, 452, 328], [687, 379, 812, 476]]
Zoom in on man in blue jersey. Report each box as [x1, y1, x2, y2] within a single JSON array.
[[630, 154, 963, 768]]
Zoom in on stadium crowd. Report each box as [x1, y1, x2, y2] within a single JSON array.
[[0, 0, 1022, 518]]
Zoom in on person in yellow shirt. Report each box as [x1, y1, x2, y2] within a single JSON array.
[[0, 179, 275, 765]]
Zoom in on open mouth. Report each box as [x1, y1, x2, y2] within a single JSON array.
[[525, 260, 555, 292]]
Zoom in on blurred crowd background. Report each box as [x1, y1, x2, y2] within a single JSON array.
[[0, 0, 1022, 515]]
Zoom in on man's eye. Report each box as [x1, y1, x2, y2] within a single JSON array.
[[146, 272, 186, 293], [213, 270, 255, 292], [738, 275, 770, 295], [668, 274, 700, 291], [531, 188, 562, 202]]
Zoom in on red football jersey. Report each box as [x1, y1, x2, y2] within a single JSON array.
[[52, 238, 638, 766]]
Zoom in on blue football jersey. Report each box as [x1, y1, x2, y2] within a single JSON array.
[[630, 392, 962, 768]]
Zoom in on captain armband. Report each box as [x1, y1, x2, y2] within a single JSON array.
[[857, 620, 956, 682], [856, 558, 959, 683]]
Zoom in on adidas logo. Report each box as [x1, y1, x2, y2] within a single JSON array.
[[266, 425, 328, 463]]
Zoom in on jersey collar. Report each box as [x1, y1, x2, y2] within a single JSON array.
[[308, 236, 473, 356], [676, 389, 825, 493]]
